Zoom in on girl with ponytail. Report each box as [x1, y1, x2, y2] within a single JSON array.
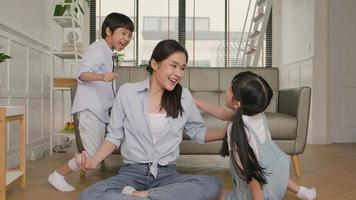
[[196, 71, 316, 200]]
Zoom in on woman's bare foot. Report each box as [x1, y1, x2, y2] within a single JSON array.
[[132, 190, 149, 198]]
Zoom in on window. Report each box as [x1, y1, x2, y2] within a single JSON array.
[[143, 17, 161, 31], [142, 17, 177, 32], [160, 17, 177, 32], [186, 17, 209, 32], [91, 0, 271, 67]]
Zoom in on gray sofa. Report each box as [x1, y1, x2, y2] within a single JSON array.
[[115, 66, 311, 177]]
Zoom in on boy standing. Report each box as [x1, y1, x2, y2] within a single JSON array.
[[48, 12, 134, 192]]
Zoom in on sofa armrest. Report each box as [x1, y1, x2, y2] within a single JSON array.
[[278, 87, 311, 154]]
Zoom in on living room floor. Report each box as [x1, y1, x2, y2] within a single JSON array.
[[6, 144, 356, 200]]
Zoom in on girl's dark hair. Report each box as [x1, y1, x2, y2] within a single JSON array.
[[146, 39, 188, 118], [220, 71, 273, 186], [101, 13, 134, 38]]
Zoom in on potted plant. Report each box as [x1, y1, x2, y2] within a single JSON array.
[[53, 0, 89, 18], [0, 53, 11, 63], [113, 50, 125, 67]]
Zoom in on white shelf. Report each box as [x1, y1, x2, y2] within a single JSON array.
[[54, 131, 75, 137], [53, 16, 82, 28], [6, 170, 24, 186], [4, 106, 25, 117], [50, 1, 83, 156], [53, 51, 82, 59], [54, 131, 76, 142]]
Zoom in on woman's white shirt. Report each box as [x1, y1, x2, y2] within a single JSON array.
[[148, 113, 168, 144], [105, 78, 206, 178]]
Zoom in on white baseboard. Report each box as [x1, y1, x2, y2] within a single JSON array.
[[307, 135, 329, 144], [6, 137, 62, 169]]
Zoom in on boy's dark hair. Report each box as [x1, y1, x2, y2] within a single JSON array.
[[220, 71, 273, 186], [146, 39, 188, 118], [101, 13, 134, 39]]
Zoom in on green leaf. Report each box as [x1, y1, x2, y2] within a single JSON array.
[[0, 53, 11, 63], [53, 4, 69, 16]]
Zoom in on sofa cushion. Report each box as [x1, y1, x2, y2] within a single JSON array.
[[266, 112, 297, 140], [189, 68, 219, 92], [179, 141, 222, 155]]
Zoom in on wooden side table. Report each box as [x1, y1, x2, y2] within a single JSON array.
[[0, 106, 26, 200]]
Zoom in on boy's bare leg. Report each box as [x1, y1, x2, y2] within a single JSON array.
[[56, 163, 73, 176]]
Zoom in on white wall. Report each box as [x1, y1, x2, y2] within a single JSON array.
[[277, 0, 314, 66], [312, 0, 329, 144], [275, 0, 356, 144], [0, 0, 51, 46], [273, 0, 314, 88], [273, 0, 329, 144], [328, 0, 356, 143], [0, 0, 89, 168]]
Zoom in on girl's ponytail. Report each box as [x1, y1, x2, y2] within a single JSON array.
[[229, 106, 268, 185]]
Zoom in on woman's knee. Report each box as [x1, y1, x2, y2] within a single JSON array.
[[198, 176, 222, 198], [210, 176, 222, 195], [80, 189, 93, 200], [79, 183, 103, 200]]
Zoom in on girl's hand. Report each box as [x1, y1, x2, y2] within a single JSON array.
[[101, 72, 117, 82], [75, 151, 99, 171]]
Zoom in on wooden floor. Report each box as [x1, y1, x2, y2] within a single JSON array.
[[5, 144, 356, 200]]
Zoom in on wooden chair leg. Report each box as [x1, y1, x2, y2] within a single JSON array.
[[291, 155, 301, 177]]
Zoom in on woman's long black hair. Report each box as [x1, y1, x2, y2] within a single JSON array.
[[146, 39, 188, 118], [220, 71, 273, 186]]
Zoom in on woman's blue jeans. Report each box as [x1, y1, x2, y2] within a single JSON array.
[[80, 163, 221, 200]]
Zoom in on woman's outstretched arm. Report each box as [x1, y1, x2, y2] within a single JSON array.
[[204, 129, 226, 142]]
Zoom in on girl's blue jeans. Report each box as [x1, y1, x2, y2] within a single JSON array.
[[80, 163, 221, 200]]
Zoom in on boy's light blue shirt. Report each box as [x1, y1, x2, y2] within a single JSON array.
[[106, 78, 207, 177], [71, 40, 115, 123]]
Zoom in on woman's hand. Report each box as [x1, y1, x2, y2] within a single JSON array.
[[75, 151, 99, 171]]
